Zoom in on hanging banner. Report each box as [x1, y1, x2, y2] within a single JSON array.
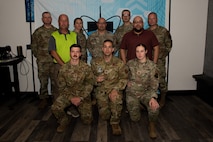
[[34, 0, 166, 32], [25, 0, 34, 22], [34, 0, 167, 63]]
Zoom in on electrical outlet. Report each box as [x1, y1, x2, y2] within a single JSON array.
[[26, 44, 31, 50]]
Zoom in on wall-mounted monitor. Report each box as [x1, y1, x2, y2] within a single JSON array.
[[87, 21, 113, 32]]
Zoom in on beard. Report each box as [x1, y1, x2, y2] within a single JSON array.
[[133, 28, 143, 33]]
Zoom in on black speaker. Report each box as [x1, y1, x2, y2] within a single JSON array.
[[0, 46, 12, 60], [17, 46, 23, 57], [87, 21, 113, 32]]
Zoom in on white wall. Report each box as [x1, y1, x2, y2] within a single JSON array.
[[0, 0, 37, 92], [0, 0, 208, 92], [168, 0, 208, 90]]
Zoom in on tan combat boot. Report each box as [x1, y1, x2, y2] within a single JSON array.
[[111, 124, 122, 135], [148, 122, 157, 139], [57, 123, 68, 133]]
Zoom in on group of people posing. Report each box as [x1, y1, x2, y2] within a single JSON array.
[[31, 9, 172, 139]]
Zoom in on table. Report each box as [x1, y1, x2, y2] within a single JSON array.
[[0, 57, 24, 96], [193, 74, 213, 106]]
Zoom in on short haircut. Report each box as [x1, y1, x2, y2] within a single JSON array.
[[103, 39, 114, 47], [42, 11, 51, 17], [70, 44, 82, 51], [148, 12, 158, 18]]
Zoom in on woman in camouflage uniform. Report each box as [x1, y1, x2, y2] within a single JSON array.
[[126, 44, 160, 139]]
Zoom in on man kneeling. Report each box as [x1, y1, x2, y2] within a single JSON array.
[[51, 44, 94, 133], [91, 40, 128, 135]]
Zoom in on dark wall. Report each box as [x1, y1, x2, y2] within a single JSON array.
[[204, 0, 213, 78]]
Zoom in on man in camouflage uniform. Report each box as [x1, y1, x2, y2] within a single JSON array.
[[51, 44, 94, 133], [87, 17, 116, 105], [114, 9, 133, 57], [64, 17, 88, 118], [87, 18, 116, 59], [73, 17, 87, 63], [147, 12, 172, 108], [126, 44, 160, 139], [31, 11, 57, 109], [91, 39, 128, 135]]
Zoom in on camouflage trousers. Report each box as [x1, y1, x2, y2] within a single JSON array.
[[52, 63, 61, 100], [51, 95, 93, 125], [158, 58, 168, 93], [37, 61, 54, 99], [95, 89, 123, 124], [126, 92, 159, 122]]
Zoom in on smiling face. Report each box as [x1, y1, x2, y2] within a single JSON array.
[[58, 14, 69, 30], [74, 18, 83, 31]]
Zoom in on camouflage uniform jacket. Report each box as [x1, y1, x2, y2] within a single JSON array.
[[147, 25, 172, 59], [114, 23, 133, 49], [91, 56, 128, 94], [31, 25, 57, 62], [73, 30, 87, 62], [126, 58, 159, 100], [87, 31, 115, 58], [58, 60, 94, 100]]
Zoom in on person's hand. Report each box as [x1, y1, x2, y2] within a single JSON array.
[[109, 89, 119, 102], [149, 98, 159, 111], [70, 97, 82, 106]]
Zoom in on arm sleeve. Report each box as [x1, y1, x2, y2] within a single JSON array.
[[78, 34, 87, 62], [147, 64, 159, 99], [79, 66, 94, 99], [90, 59, 99, 86], [58, 67, 67, 94], [120, 34, 127, 50], [164, 30, 172, 54], [86, 37, 94, 57], [31, 31, 38, 58], [113, 63, 129, 91], [48, 36, 56, 52]]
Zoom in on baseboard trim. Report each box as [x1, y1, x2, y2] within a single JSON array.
[[167, 90, 197, 96], [0, 91, 38, 100], [167, 90, 212, 107], [19, 91, 38, 96]]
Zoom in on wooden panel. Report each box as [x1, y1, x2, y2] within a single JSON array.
[[70, 119, 91, 141], [14, 120, 40, 142], [0, 94, 213, 142], [96, 117, 108, 142]]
